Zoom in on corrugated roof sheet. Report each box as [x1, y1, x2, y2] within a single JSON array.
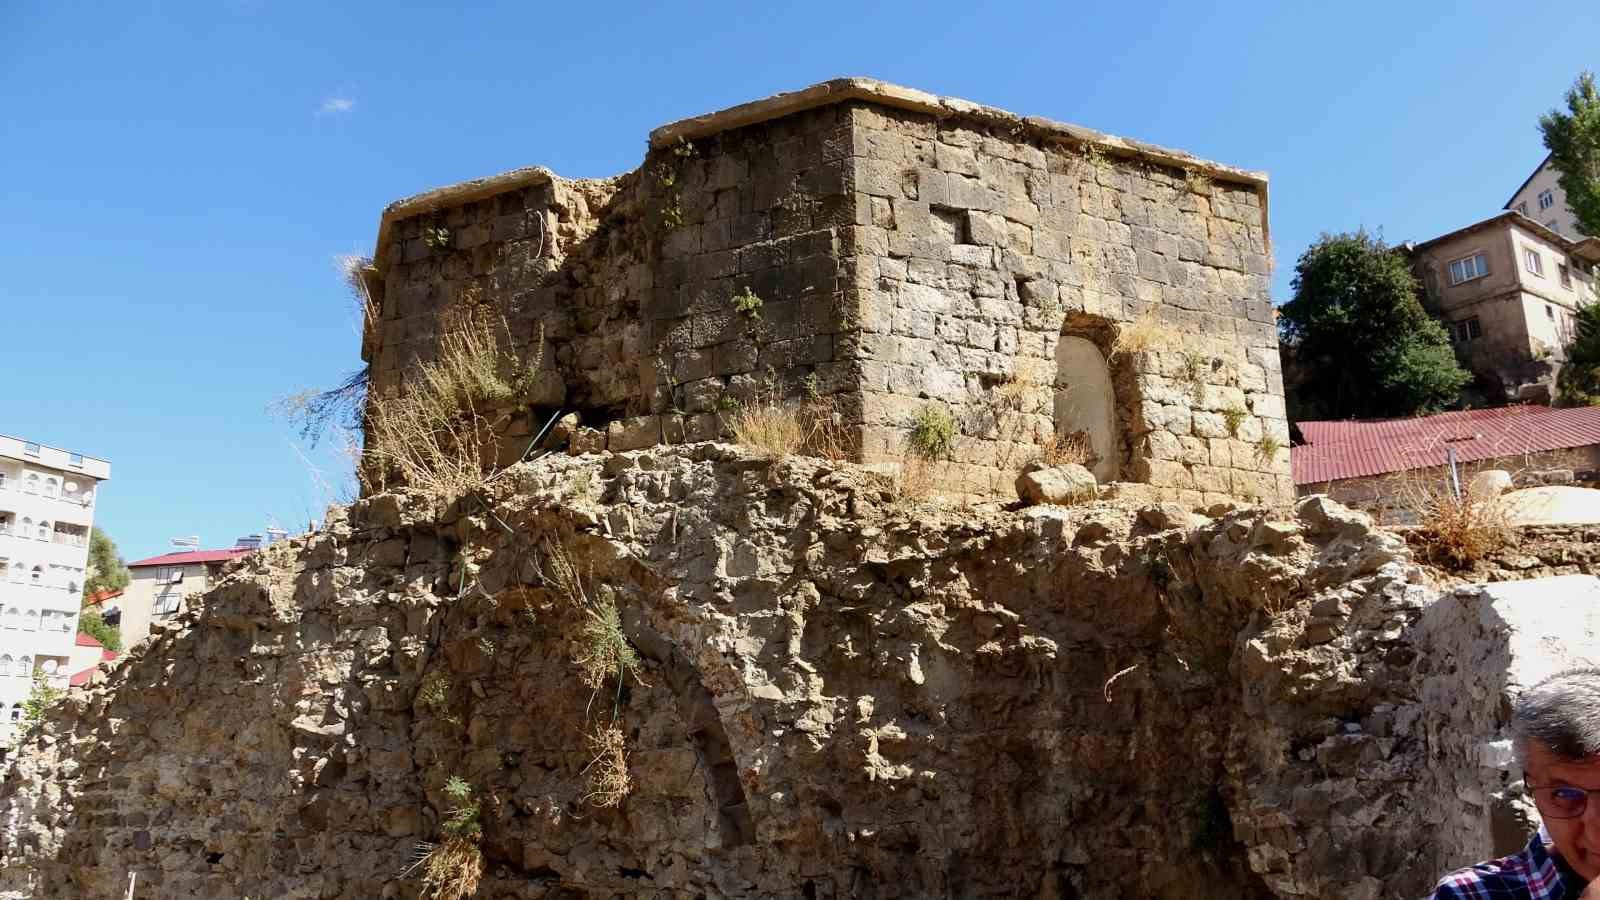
[[1292, 406, 1600, 485], [126, 549, 252, 568]]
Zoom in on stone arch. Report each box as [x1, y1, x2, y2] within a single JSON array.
[[1054, 335, 1119, 482], [1054, 314, 1136, 483]]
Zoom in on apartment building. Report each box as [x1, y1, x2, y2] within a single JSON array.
[[1506, 153, 1589, 239], [0, 435, 110, 741], [1409, 211, 1600, 401], [118, 546, 252, 645]]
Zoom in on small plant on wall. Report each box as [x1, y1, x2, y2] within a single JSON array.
[[732, 287, 763, 322], [1223, 406, 1248, 438], [423, 224, 452, 250]]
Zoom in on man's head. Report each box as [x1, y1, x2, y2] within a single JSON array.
[[1515, 667, 1600, 881]]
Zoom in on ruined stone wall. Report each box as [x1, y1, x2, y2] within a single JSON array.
[[842, 101, 1288, 503], [361, 80, 1291, 504], [366, 171, 650, 464], [0, 446, 1521, 900]]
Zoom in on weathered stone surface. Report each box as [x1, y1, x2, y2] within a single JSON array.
[[0, 450, 1460, 900], [1015, 462, 1097, 505]]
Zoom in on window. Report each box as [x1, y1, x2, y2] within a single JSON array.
[[1454, 317, 1484, 342], [0, 473, 6, 490], [1449, 253, 1490, 285], [68, 453, 82, 467], [29, 566, 41, 584], [82, 490, 94, 506], [1548, 305, 1556, 319], [21, 443, 38, 458], [1561, 264, 1573, 288], [1540, 190, 1555, 210], [19, 657, 32, 677], [1517, 202, 1529, 215], [1548, 220, 1562, 234], [22, 474, 37, 495], [35, 521, 48, 541], [21, 610, 35, 632], [42, 478, 56, 498], [8, 706, 17, 722], [1526, 248, 1545, 276]]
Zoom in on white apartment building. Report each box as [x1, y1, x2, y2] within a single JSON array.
[[0, 435, 109, 741], [1506, 153, 1589, 239]]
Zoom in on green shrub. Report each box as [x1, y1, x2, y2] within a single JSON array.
[[908, 406, 956, 461]]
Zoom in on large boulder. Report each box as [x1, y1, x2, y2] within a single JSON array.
[[1468, 469, 1513, 497], [1015, 463, 1097, 506]]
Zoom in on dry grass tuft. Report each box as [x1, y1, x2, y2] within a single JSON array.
[[407, 838, 483, 900], [727, 375, 853, 461], [582, 723, 633, 808], [1041, 431, 1093, 467], [1110, 311, 1177, 359], [1402, 472, 1513, 568], [364, 307, 542, 500]]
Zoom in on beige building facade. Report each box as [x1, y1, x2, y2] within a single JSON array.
[[1410, 211, 1600, 400], [117, 549, 249, 646], [1506, 154, 1587, 239]]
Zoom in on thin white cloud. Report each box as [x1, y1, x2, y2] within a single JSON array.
[[318, 97, 355, 115]]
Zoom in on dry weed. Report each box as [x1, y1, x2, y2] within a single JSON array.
[[582, 723, 633, 808], [1401, 471, 1512, 568], [1041, 431, 1092, 467], [727, 376, 853, 461], [534, 539, 642, 693], [406, 838, 483, 900], [1110, 311, 1176, 359], [364, 306, 543, 500]]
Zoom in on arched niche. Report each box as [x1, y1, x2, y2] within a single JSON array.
[[1054, 334, 1120, 482]]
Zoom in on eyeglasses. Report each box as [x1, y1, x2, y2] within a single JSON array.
[[1528, 784, 1600, 819]]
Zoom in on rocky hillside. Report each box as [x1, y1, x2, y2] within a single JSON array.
[[0, 446, 1479, 898]]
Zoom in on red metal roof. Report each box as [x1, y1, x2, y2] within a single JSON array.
[[83, 589, 122, 607], [75, 632, 102, 648], [1292, 405, 1600, 485], [126, 549, 252, 568]]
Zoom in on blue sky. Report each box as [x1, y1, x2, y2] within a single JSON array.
[[2, 1, 1592, 560]]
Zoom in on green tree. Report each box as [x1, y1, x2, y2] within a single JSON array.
[[1539, 71, 1600, 236], [20, 671, 63, 732], [1558, 302, 1600, 406], [78, 606, 121, 652], [83, 527, 130, 599], [1279, 230, 1470, 420]]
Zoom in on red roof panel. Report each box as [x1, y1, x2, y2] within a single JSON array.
[[1292, 406, 1600, 485], [126, 549, 253, 568], [75, 632, 103, 648]]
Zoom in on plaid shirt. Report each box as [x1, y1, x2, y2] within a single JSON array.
[[1432, 829, 1584, 899]]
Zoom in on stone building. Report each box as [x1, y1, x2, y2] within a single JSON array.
[[361, 79, 1291, 505], [1409, 211, 1600, 402]]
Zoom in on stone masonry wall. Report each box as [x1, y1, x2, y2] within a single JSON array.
[[362, 79, 1290, 504], [840, 100, 1287, 502]]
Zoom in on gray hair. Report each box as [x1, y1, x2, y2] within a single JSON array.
[[1513, 667, 1600, 763]]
